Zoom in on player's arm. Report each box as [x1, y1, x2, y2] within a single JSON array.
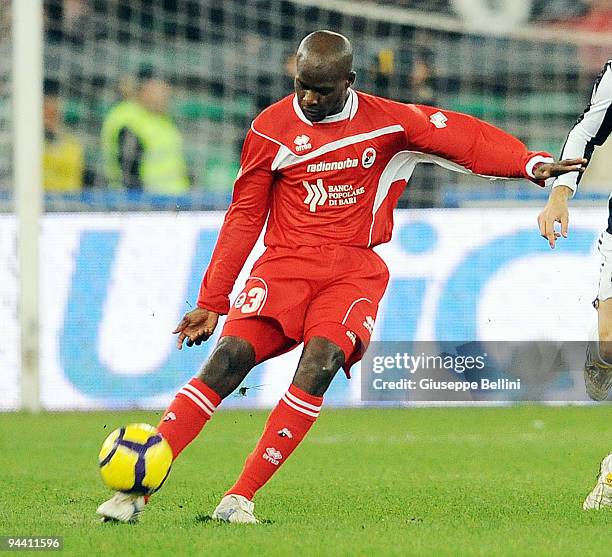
[[539, 61, 612, 248], [405, 104, 585, 184], [174, 128, 274, 349]]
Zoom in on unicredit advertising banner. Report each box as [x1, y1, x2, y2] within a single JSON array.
[[0, 209, 605, 410]]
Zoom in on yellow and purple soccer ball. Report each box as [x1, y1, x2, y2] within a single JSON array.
[[98, 423, 173, 495]]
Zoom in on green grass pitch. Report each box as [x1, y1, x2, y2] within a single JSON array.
[[1, 406, 612, 556]]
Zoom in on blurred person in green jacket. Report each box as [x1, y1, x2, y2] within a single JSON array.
[[101, 67, 190, 194]]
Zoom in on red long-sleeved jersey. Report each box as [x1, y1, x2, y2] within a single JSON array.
[[198, 90, 552, 314]]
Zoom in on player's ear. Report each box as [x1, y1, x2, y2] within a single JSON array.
[[347, 71, 356, 87]]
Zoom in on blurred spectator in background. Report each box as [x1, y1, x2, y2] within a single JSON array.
[[369, 47, 395, 98], [43, 79, 85, 192], [561, 0, 612, 32], [368, 44, 436, 106], [408, 52, 436, 105], [544, 0, 612, 73], [44, 0, 90, 44], [530, 0, 587, 21], [403, 50, 438, 207], [283, 52, 298, 92], [101, 67, 190, 194], [116, 74, 138, 102]]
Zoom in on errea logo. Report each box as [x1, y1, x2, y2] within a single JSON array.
[[429, 111, 448, 129], [263, 447, 283, 466], [294, 134, 312, 152], [162, 411, 176, 422]]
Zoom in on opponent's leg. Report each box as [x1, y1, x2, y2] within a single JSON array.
[[582, 302, 612, 507], [585, 232, 612, 400], [598, 298, 612, 363], [215, 333, 348, 523], [585, 299, 612, 401]]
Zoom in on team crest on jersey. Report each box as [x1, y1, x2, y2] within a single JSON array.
[[362, 147, 376, 168], [294, 134, 312, 152]]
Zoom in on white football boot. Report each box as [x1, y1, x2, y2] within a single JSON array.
[[584, 334, 612, 401], [583, 454, 612, 510], [96, 491, 147, 522], [212, 494, 259, 524]]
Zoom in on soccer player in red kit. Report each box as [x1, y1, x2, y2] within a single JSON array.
[[97, 30, 585, 523]]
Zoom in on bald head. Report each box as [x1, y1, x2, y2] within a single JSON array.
[[296, 30, 353, 79], [294, 30, 356, 122]]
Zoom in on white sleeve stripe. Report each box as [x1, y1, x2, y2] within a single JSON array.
[[250, 121, 285, 148], [525, 155, 554, 179], [250, 122, 284, 171]]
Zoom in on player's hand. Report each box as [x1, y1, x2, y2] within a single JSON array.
[[537, 185, 572, 249], [532, 158, 587, 181], [173, 307, 219, 350]]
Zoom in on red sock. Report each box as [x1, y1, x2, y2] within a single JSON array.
[[227, 384, 323, 500], [157, 377, 221, 459]]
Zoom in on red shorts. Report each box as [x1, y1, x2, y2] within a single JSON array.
[[220, 245, 389, 375]]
